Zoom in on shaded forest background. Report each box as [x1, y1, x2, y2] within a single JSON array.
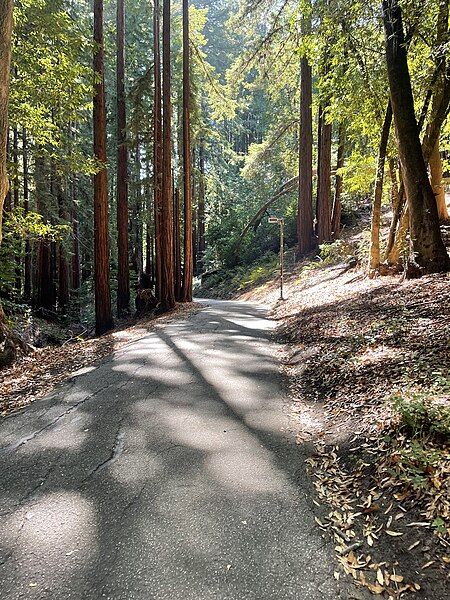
[[0, 0, 449, 365]]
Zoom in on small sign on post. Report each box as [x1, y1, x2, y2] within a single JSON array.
[[268, 216, 285, 300]]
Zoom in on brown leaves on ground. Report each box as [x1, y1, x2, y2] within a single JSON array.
[[0, 303, 200, 418], [258, 260, 450, 598]]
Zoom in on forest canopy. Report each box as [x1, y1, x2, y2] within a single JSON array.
[[0, 0, 449, 364]]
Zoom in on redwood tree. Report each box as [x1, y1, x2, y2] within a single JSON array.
[[116, 0, 130, 316], [160, 0, 175, 310], [382, 0, 449, 273], [93, 0, 113, 334], [181, 0, 193, 302], [153, 0, 163, 300], [0, 0, 13, 244], [316, 107, 332, 244], [297, 11, 315, 256], [0, 0, 15, 367]]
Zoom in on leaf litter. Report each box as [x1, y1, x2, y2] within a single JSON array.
[[268, 259, 450, 598]]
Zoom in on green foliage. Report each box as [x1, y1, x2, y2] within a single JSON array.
[[319, 240, 358, 265], [5, 209, 71, 243], [389, 437, 448, 491], [392, 392, 450, 440]]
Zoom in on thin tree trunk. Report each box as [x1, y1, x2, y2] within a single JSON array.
[[368, 101, 392, 274], [181, 0, 193, 302], [382, 0, 448, 273], [35, 157, 55, 313], [12, 126, 21, 292], [430, 139, 448, 222], [197, 140, 206, 274], [58, 181, 70, 312], [173, 187, 182, 301], [316, 107, 332, 244], [297, 35, 314, 255], [331, 122, 346, 239], [71, 178, 81, 308], [23, 128, 31, 301], [153, 0, 163, 300], [315, 106, 323, 230], [116, 0, 130, 316], [93, 0, 113, 334]]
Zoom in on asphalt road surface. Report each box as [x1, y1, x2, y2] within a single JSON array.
[[0, 300, 365, 600]]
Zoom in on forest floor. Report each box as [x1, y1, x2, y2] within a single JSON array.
[[199, 228, 450, 598], [0, 303, 201, 417]]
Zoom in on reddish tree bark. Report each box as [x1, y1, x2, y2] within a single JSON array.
[[93, 0, 113, 334], [0, 0, 12, 244], [153, 0, 163, 300], [58, 181, 70, 312], [173, 187, 182, 301], [23, 128, 31, 301], [160, 0, 175, 310], [116, 0, 130, 316], [331, 123, 346, 239], [297, 14, 315, 256], [316, 107, 332, 244], [181, 0, 193, 302], [196, 141, 206, 274]]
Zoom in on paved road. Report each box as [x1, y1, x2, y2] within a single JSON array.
[[0, 300, 363, 600]]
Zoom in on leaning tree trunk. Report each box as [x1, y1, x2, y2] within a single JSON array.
[[160, 0, 175, 310], [382, 0, 449, 273], [116, 0, 130, 316], [368, 101, 392, 274], [180, 0, 193, 302], [93, 0, 113, 334], [297, 8, 315, 256]]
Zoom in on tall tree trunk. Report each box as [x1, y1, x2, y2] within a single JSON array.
[[133, 141, 144, 278], [12, 126, 21, 293], [297, 29, 315, 256], [116, 0, 130, 316], [368, 101, 392, 274], [331, 122, 346, 239], [71, 179, 81, 311], [0, 0, 20, 367], [58, 181, 70, 312], [431, 0, 449, 223], [0, 0, 12, 244], [153, 0, 163, 300], [196, 140, 206, 274], [35, 158, 55, 313], [93, 0, 113, 334], [315, 105, 323, 230], [23, 128, 32, 301], [181, 0, 193, 302], [382, 0, 449, 273], [430, 139, 448, 222], [316, 107, 332, 244], [160, 0, 175, 310], [173, 187, 182, 301]]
